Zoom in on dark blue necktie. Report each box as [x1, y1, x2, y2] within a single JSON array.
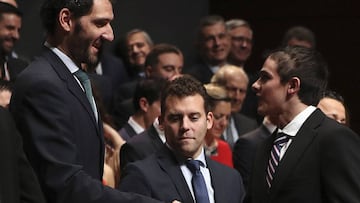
[[186, 160, 210, 203]]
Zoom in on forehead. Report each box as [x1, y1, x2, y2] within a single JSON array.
[[318, 98, 345, 112], [84, 0, 113, 21], [201, 22, 226, 36], [164, 94, 205, 113], [127, 32, 147, 44], [260, 57, 279, 76], [0, 13, 21, 24], [213, 101, 231, 112], [158, 53, 182, 63], [229, 26, 252, 37]]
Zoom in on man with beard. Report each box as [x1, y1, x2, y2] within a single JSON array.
[[0, 2, 28, 82], [9, 0, 163, 203]]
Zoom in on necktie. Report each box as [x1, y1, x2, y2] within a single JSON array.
[[266, 132, 290, 188], [73, 70, 97, 116], [186, 160, 210, 203]]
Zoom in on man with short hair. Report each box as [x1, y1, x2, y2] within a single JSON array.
[[282, 26, 316, 48], [0, 2, 28, 81], [248, 46, 360, 202], [185, 15, 230, 84], [119, 75, 245, 203], [10, 0, 162, 202], [226, 19, 253, 67]]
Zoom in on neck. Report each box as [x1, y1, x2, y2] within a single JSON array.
[[131, 112, 146, 129]]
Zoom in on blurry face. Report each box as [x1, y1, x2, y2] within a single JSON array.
[[161, 94, 213, 159], [288, 38, 312, 48], [127, 32, 152, 67], [208, 101, 231, 138], [147, 53, 183, 80], [68, 0, 114, 68], [144, 100, 161, 128], [228, 26, 253, 64], [252, 57, 288, 117], [226, 74, 248, 112], [0, 13, 21, 55], [199, 22, 230, 65], [0, 89, 11, 108], [317, 98, 346, 124]]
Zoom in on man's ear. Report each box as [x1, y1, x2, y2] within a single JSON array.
[[145, 66, 152, 78], [59, 8, 72, 32], [287, 77, 301, 95], [206, 111, 214, 130], [139, 97, 149, 112]]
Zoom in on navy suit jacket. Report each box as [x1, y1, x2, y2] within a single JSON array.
[[120, 124, 163, 172], [10, 48, 161, 203], [184, 61, 214, 84], [248, 109, 360, 203], [119, 145, 245, 203], [232, 113, 259, 137], [233, 124, 271, 190], [0, 107, 45, 203]]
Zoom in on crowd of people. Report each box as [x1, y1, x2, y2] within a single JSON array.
[[1, 0, 359, 203]]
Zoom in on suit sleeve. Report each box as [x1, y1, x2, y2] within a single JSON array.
[[320, 126, 360, 202], [119, 163, 153, 197], [10, 78, 162, 203], [233, 137, 255, 190]]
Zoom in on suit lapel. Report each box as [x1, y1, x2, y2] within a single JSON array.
[[42, 49, 100, 133], [148, 125, 164, 150], [270, 109, 325, 195], [157, 146, 194, 203]]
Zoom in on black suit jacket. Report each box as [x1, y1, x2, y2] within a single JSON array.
[[119, 145, 245, 203], [113, 98, 135, 129], [184, 61, 214, 84], [248, 109, 360, 203], [232, 113, 259, 137], [120, 124, 163, 172], [0, 107, 45, 203], [6, 57, 29, 82], [233, 124, 271, 190], [10, 48, 161, 203]]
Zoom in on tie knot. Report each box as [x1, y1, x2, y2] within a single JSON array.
[[186, 160, 202, 174], [274, 132, 290, 145], [73, 69, 89, 82]]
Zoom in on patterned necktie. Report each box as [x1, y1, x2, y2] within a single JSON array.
[[73, 70, 97, 117], [266, 132, 290, 188], [186, 160, 210, 203]]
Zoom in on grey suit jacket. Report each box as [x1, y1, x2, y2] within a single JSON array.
[[248, 109, 360, 203], [119, 145, 245, 203], [10, 48, 161, 203]]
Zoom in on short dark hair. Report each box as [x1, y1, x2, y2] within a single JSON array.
[[145, 43, 182, 68], [0, 80, 12, 92], [282, 26, 316, 48], [133, 77, 166, 111], [268, 46, 328, 106], [320, 90, 350, 126], [40, 0, 103, 35], [197, 15, 225, 41], [160, 75, 210, 115], [0, 2, 22, 19]]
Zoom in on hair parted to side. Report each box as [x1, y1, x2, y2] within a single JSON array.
[[160, 75, 210, 115], [145, 43, 182, 68], [204, 83, 231, 111], [268, 46, 328, 106], [132, 77, 166, 111]]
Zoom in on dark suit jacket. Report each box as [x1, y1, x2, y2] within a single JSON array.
[[248, 109, 360, 203], [113, 98, 135, 129], [120, 124, 163, 172], [10, 48, 161, 203], [0, 107, 45, 203], [233, 124, 271, 190], [232, 113, 259, 137], [119, 145, 245, 203], [184, 61, 214, 84], [118, 122, 138, 141], [6, 57, 29, 82]]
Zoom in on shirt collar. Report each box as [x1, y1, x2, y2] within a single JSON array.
[[44, 41, 80, 74], [278, 105, 316, 137]]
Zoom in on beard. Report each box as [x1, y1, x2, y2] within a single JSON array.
[[70, 21, 102, 71]]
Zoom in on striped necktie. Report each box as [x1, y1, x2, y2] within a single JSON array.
[[266, 132, 290, 188]]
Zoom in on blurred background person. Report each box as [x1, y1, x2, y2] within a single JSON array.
[[317, 90, 349, 126], [282, 25, 316, 48], [0, 79, 11, 108], [204, 83, 233, 168]]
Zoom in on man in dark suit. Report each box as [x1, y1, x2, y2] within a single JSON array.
[[0, 107, 45, 203], [120, 122, 164, 172], [184, 15, 230, 84], [211, 64, 258, 147], [248, 46, 360, 202], [119, 75, 245, 203], [9, 1, 162, 202], [233, 116, 275, 191], [0, 2, 28, 82]]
